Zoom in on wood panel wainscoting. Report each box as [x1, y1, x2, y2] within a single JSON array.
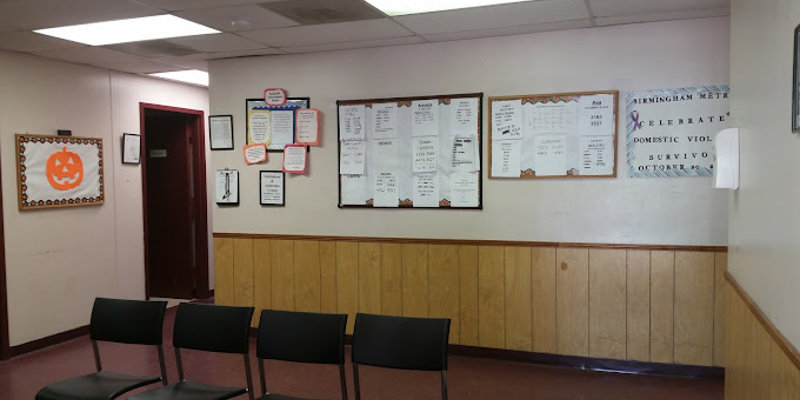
[[725, 273, 800, 399], [213, 234, 727, 369]]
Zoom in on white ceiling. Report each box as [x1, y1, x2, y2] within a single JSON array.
[[0, 0, 729, 76]]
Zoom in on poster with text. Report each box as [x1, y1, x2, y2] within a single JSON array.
[[626, 85, 729, 178]]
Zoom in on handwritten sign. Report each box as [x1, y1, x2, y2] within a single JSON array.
[[295, 108, 320, 146], [243, 144, 267, 165], [283, 144, 307, 174], [264, 88, 287, 106]]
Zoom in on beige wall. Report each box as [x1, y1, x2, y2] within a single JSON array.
[[209, 17, 730, 246], [0, 51, 209, 346], [728, 0, 800, 348]]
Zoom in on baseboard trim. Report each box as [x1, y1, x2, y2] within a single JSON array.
[[448, 344, 724, 379], [8, 325, 89, 358]]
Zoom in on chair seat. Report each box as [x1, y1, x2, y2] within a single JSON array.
[[35, 370, 162, 400], [255, 392, 334, 400], [128, 380, 248, 400]]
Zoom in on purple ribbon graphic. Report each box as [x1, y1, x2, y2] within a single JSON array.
[[631, 110, 643, 131]]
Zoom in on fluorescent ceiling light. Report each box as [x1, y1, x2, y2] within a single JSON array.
[[363, 0, 532, 16], [149, 70, 209, 87], [34, 15, 219, 46]]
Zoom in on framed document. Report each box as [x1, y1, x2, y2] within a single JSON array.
[[259, 170, 285, 206], [793, 24, 800, 132], [215, 169, 239, 205], [122, 133, 140, 164], [209, 115, 234, 150], [246, 97, 310, 151]]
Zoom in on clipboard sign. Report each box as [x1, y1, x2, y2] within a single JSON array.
[[283, 144, 307, 174]]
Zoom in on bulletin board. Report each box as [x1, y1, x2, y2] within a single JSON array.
[[337, 93, 483, 209], [246, 97, 310, 151], [488, 90, 618, 178]]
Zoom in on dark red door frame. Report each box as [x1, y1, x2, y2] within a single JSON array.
[[0, 151, 8, 360], [139, 102, 211, 299]]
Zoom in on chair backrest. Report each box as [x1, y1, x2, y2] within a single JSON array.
[[173, 302, 254, 354], [257, 309, 347, 364], [90, 297, 167, 345], [352, 313, 450, 371]]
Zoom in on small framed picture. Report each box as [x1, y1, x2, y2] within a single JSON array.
[[215, 169, 239, 205], [794, 24, 800, 132], [260, 170, 285, 206], [209, 115, 234, 150], [122, 133, 140, 164]]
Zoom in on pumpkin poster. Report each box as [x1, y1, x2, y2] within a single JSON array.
[[16, 134, 104, 210]]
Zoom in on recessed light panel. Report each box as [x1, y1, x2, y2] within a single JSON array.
[[34, 15, 219, 46], [149, 70, 209, 87], [363, 0, 533, 16]]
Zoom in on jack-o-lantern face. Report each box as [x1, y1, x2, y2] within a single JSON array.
[[46, 146, 83, 190]]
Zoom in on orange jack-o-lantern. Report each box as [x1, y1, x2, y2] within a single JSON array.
[[46, 146, 84, 190]]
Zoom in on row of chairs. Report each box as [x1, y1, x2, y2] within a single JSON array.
[[36, 298, 451, 400]]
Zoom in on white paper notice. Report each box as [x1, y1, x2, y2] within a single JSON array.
[[373, 139, 399, 173], [579, 136, 614, 175], [450, 172, 479, 208], [371, 103, 398, 139], [373, 172, 398, 207], [413, 173, 439, 207], [577, 94, 614, 136], [270, 110, 295, 149], [296, 109, 319, 145], [340, 141, 366, 175], [341, 174, 367, 205], [450, 98, 478, 137], [451, 136, 478, 172], [244, 144, 267, 165], [283, 146, 307, 174], [534, 134, 567, 176], [525, 101, 577, 135], [412, 100, 438, 137], [248, 110, 271, 144], [492, 100, 523, 140], [339, 105, 365, 141], [210, 117, 233, 149], [491, 140, 521, 177], [412, 137, 438, 173]]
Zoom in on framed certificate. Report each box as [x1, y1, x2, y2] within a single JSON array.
[[122, 133, 140, 164], [209, 115, 234, 150], [215, 169, 239, 205], [259, 170, 285, 206]]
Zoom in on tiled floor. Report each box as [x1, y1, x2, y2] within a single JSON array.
[[0, 306, 723, 400]]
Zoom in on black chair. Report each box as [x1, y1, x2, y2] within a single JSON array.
[[254, 309, 348, 400], [128, 302, 255, 400], [35, 297, 169, 400], [351, 313, 450, 400]]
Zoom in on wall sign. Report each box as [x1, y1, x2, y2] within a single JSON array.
[[16, 134, 104, 210], [626, 85, 729, 178]]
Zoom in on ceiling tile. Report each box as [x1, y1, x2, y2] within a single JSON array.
[[261, 0, 385, 25], [203, 47, 287, 60], [589, 0, 729, 17], [239, 18, 413, 47], [35, 46, 183, 74], [280, 36, 426, 54], [0, 0, 162, 31], [0, 31, 85, 52], [105, 40, 201, 58], [134, 0, 270, 12], [154, 55, 209, 71], [167, 33, 266, 53], [174, 4, 299, 32], [394, 0, 589, 36], [595, 8, 729, 26], [422, 19, 593, 42]]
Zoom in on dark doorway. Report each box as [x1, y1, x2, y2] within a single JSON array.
[[140, 103, 210, 300]]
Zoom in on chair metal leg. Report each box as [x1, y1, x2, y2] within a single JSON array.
[[339, 363, 348, 400], [175, 348, 185, 382], [91, 340, 102, 372], [258, 358, 267, 396], [157, 345, 168, 385], [243, 354, 254, 400], [440, 370, 447, 400], [352, 363, 361, 400]]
